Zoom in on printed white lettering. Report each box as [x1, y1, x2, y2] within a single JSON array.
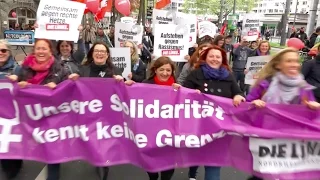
[[96, 122, 147, 148], [25, 99, 103, 120], [156, 130, 231, 148], [32, 125, 89, 143], [110, 94, 225, 120]]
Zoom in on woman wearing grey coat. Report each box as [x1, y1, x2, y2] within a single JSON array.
[[177, 43, 212, 84]]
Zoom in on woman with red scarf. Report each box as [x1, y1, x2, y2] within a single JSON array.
[[7, 39, 68, 180], [142, 56, 180, 180], [8, 39, 68, 88]]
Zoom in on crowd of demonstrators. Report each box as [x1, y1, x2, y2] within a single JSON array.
[[3, 19, 320, 180]]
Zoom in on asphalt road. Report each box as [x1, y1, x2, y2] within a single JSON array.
[[0, 160, 252, 180]]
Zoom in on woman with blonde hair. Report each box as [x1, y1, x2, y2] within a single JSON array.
[[249, 40, 270, 57], [123, 40, 146, 82], [247, 48, 319, 106], [246, 48, 320, 180]]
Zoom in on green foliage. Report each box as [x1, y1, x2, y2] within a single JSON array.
[[182, 0, 258, 15]]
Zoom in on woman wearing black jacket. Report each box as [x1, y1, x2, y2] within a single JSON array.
[[55, 38, 85, 74], [183, 46, 245, 180], [124, 40, 146, 82], [142, 56, 180, 180], [7, 39, 69, 180], [78, 42, 122, 78]]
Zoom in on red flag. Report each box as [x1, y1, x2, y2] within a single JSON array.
[[95, 0, 113, 21], [72, 0, 102, 14], [155, 0, 171, 9], [220, 23, 227, 35]]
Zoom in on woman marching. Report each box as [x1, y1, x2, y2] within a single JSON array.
[[68, 41, 133, 180], [0, 39, 21, 180], [142, 56, 180, 180], [7, 39, 70, 180], [183, 46, 245, 180], [246, 48, 320, 180]]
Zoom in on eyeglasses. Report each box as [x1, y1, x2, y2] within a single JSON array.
[[0, 49, 9, 53], [93, 50, 107, 54]]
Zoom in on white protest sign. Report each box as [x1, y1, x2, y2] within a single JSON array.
[[245, 56, 271, 85], [110, 48, 131, 79], [175, 14, 197, 47], [242, 13, 261, 41], [152, 9, 175, 25], [35, 0, 85, 41], [153, 24, 189, 62], [121, 17, 134, 24], [250, 138, 320, 173], [198, 21, 217, 38], [115, 22, 143, 47]]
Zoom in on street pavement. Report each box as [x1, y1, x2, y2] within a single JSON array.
[[0, 161, 251, 180], [2, 45, 283, 180]]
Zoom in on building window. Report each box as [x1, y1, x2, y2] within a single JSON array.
[[268, 9, 273, 13], [303, 1, 307, 5], [274, 9, 278, 13], [8, 8, 36, 19]]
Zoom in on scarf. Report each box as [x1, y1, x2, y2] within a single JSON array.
[[262, 72, 308, 104], [154, 76, 175, 86], [23, 55, 54, 85], [90, 63, 112, 78], [256, 49, 270, 56], [200, 63, 229, 80]]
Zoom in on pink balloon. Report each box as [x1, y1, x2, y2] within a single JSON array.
[[287, 38, 305, 50], [85, 0, 100, 14], [115, 0, 130, 16], [12, 12, 16, 18]]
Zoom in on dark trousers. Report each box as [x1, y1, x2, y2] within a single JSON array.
[[47, 164, 109, 180], [1, 160, 23, 179], [84, 42, 90, 54], [233, 71, 245, 92], [248, 176, 263, 180], [189, 166, 220, 180], [147, 169, 175, 180], [189, 166, 198, 178], [47, 164, 60, 180]]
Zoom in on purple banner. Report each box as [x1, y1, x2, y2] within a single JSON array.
[[1, 78, 320, 180]]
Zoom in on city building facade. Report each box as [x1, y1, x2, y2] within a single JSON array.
[[0, 0, 38, 37]]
